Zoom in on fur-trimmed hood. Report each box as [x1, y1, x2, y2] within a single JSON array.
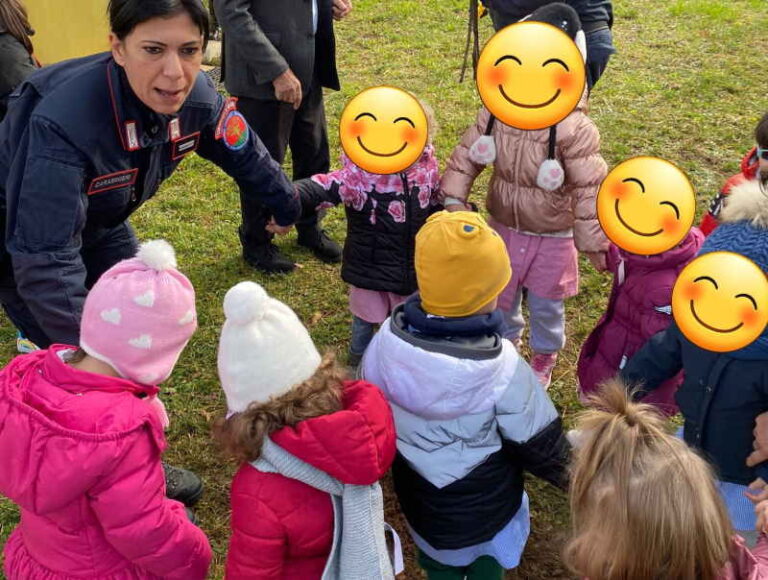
[[720, 179, 768, 228]]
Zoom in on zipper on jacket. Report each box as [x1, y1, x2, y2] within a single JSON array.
[[401, 172, 412, 291]]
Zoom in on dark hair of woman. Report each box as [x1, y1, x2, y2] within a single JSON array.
[[108, 0, 210, 47], [0, 0, 34, 54]]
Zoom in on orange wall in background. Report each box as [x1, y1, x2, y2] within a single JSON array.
[[25, 0, 110, 64]]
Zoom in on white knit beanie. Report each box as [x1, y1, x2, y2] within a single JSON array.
[[217, 282, 322, 417]]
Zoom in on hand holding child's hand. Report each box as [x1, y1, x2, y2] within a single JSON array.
[[746, 478, 768, 505], [266, 219, 292, 235], [585, 251, 608, 272]]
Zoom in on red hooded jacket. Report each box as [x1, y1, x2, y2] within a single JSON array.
[[225, 380, 396, 579]]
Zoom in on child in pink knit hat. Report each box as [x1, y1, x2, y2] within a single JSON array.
[[0, 240, 211, 580]]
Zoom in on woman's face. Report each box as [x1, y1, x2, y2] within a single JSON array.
[[110, 11, 204, 114]]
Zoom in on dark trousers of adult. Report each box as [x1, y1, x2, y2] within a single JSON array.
[[488, 8, 615, 90], [0, 221, 138, 348], [236, 76, 330, 251]]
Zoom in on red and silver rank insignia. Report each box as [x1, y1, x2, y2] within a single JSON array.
[[169, 118, 181, 140], [125, 121, 140, 151]]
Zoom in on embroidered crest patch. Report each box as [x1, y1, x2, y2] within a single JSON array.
[[222, 111, 249, 151]]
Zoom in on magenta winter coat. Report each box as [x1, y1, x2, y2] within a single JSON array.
[[0, 346, 211, 580], [577, 228, 704, 414]]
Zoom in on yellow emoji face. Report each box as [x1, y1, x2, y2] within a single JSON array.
[[597, 157, 696, 256], [475, 22, 585, 131], [339, 86, 428, 175], [672, 252, 768, 352]]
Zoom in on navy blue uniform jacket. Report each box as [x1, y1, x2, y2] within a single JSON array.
[[0, 53, 299, 345]]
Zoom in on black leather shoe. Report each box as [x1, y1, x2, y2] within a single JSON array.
[[163, 463, 204, 507], [297, 226, 342, 263], [243, 243, 296, 273]]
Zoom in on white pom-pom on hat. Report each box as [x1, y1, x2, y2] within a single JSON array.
[[223, 281, 269, 325], [469, 135, 497, 165], [537, 158, 565, 191], [218, 281, 322, 415], [137, 240, 177, 271]]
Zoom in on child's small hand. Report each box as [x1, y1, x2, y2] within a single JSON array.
[[757, 499, 768, 533], [266, 219, 293, 235], [443, 196, 471, 212], [585, 251, 608, 272], [745, 478, 768, 504]]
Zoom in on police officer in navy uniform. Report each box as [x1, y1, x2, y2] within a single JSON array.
[[0, 0, 299, 506]]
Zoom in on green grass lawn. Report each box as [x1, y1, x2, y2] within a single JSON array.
[[2, 0, 768, 577]]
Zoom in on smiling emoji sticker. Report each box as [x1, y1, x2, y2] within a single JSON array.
[[475, 21, 586, 131], [597, 157, 696, 256], [672, 252, 768, 352], [339, 86, 428, 175]]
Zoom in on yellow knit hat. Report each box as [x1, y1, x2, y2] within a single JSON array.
[[415, 211, 512, 317]]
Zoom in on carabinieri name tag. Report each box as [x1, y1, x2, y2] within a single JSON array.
[[87, 168, 139, 195], [171, 132, 200, 161]]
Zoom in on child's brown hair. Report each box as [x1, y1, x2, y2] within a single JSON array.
[[212, 353, 346, 463], [564, 379, 733, 580]]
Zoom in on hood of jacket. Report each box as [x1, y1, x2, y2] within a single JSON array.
[[719, 179, 768, 228], [617, 227, 704, 270], [269, 380, 396, 486], [0, 346, 165, 515], [363, 308, 520, 421]]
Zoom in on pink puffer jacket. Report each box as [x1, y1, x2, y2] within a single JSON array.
[[440, 93, 609, 253], [0, 346, 211, 580], [719, 534, 768, 579]]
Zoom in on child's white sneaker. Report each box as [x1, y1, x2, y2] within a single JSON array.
[[531, 352, 558, 390]]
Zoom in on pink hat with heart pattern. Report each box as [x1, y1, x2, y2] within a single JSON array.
[[79, 240, 197, 385]]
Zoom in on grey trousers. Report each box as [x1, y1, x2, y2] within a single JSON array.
[[502, 287, 565, 354]]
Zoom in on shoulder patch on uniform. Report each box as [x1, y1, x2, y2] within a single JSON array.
[[222, 110, 249, 151]]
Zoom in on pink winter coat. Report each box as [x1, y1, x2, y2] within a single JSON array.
[[576, 228, 704, 414], [0, 346, 212, 580], [583, 534, 768, 579], [440, 92, 609, 253], [720, 534, 768, 579]]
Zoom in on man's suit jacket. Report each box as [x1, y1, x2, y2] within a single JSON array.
[[214, 0, 340, 100]]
